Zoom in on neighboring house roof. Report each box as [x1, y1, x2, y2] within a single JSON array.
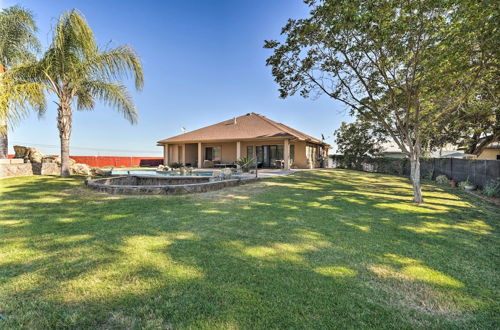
[[443, 152, 475, 158], [157, 113, 329, 146], [380, 141, 404, 154], [485, 141, 500, 149]]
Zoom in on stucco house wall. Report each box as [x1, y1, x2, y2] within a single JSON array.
[[185, 144, 198, 165], [476, 149, 500, 160]]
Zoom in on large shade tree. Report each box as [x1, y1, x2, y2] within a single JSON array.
[[0, 5, 41, 158], [265, 0, 497, 203], [8, 10, 144, 176]]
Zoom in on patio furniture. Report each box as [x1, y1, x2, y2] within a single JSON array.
[[214, 163, 237, 168], [203, 160, 214, 168]]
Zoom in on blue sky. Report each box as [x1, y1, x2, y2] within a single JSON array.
[[4, 0, 351, 156]]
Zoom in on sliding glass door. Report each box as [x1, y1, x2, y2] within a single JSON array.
[[256, 145, 284, 168]]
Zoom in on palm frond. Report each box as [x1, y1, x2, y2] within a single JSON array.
[[78, 81, 138, 124], [87, 45, 144, 90], [0, 74, 46, 133], [0, 5, 40, 68], [53, 9, 97, 61]]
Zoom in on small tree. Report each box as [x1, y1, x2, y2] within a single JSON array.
[[334, 119, 386, 169], [265, 0, 496, 203]]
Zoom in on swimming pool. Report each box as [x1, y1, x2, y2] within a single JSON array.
[[111, 170, 214, 177]]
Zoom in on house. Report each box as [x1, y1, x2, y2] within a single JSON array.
[[380, 142, 463, 158], [380, 141, 500, 160], [157, 113, 330, 169], [471, 141, 500, 160]]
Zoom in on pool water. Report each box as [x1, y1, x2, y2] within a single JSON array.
[[111, 170, 214, 177]]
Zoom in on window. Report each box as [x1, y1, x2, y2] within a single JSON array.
[[213, 146, 221, 161], [290, 144, 295, 161], [205, 147, 213, 161], [247, 146, 254, 159], [276, 145, 284, 160], [306, 144, 319, 160], [497, 155, 500, 160], [205, 146, 221, 161]]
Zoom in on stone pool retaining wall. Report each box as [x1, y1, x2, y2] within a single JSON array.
[[93, 175, 212, 186], [85, 175, 258, 195]]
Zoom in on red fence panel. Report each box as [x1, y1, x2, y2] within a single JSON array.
[[70, 156, 162, 167], [8, 154, 163, 167]]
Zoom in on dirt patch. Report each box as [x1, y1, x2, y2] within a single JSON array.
[[465, 190, 500, 206], [366, 265, 472, 325]]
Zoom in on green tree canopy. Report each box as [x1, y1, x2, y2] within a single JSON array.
[[334, 118, 387, 170], [265, 0, 497, 202]]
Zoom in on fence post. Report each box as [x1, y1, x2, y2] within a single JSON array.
[[450, 157, 453, 181], [484, 160, 487, 188]]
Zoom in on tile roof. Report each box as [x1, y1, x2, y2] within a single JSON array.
[[157, 113, 329, 146]]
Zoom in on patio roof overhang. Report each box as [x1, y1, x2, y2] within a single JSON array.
[[156, 137, 330, 147]]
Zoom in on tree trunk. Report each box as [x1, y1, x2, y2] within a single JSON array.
[[57, 101, 72, 177], [0, 124, 7, 159], [409, 147, 423, 203], [0, 65, 7, 159]]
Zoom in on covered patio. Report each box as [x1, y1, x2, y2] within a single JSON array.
[[162, 139, 293, 170]]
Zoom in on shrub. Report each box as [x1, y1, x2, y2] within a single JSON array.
[[236, 157, 256, 172], [169, 162, 183, 169], [457, 176, 474, 190], [436, 175, 449, 185], [425, 169, 434, 180], [481, 178, 500, 197]]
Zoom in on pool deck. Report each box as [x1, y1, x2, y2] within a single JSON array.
[[242, 168, 331, 178], [110, 168, 326, 178], [253, 169, 295, 178]]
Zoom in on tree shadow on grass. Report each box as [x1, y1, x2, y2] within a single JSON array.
[[0, 170, 498, 328]]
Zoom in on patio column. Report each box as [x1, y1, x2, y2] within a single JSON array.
[[163, 144, 169, 165], [181, 144, 186, 165], [197, 142, 202, 168], [172, 145, 179, 162], [284, 139, 290, 170], [236, 141, 241, 160]]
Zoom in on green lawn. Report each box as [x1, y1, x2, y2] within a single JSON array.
[[0, 170, 498, 329]]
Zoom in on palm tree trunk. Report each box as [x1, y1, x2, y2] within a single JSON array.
[[0, 127, 7, 159], [0, 65, 7, 159], [57, 100, 72, 177]]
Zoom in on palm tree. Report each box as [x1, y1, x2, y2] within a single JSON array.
[[10, 9, 143, 176], [0, 5, 40, 158]]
